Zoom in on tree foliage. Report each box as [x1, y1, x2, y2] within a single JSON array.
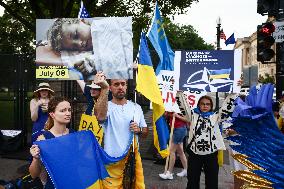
[[0, 0, 212, 55], [165, 22, 214, 50], [258, 73, 275, 84]]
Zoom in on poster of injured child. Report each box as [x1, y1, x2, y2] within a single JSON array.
[[36, 17, 133, 80]]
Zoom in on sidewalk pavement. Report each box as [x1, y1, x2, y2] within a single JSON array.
[[143, 159, 233, 189], [0, 157, 233, 189]]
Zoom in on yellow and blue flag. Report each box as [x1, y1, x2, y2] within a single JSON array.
[[209, 68, 231, 79], [136, 32, 169, 158], [147, 2, 175, 75], [36, 131, 125, 189]]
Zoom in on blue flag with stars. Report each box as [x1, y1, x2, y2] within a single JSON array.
[[147, 2, 175, 75], [78, 1, 91, 18], [225, 33, 236, 46]]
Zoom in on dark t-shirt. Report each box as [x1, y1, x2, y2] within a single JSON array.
[[84, 85, 94, 115]]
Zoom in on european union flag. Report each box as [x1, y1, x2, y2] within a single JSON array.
[[78, 1, 91, 18], [136, 32, 170, 158], [147, 2, 175, 75], [225, 33, 236, 46]]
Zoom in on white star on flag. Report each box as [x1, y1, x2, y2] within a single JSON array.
[[78, 1, 91, 18]]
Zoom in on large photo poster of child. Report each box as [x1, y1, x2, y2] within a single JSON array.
[[36, 17, 133, 80]]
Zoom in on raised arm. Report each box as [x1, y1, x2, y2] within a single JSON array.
[[217, 93, 238, 123], [93, 72, 109, 121], [174, 112, 190, 123], [76, 80, 86, 93], [30, 99, 42, 122], [175, 91, 192, 122]]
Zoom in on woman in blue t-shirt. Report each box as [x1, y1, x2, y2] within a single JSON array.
[[29, 96, 75, 189]]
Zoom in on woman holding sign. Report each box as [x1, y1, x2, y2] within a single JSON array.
[[29, 96, 76, 189]]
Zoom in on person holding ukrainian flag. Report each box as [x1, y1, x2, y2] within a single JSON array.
[[94, 71, 148, 189]]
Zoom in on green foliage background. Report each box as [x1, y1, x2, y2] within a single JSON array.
[[0, 0, 213, 57]]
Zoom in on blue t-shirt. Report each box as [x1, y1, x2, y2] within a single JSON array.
[[103, 100, 147, 157]]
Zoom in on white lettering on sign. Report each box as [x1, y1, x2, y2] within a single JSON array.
[[273, 21, 284, 43]]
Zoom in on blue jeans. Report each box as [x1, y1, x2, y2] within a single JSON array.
[[173, 126, 187, 144]]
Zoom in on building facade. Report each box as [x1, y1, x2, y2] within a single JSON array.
[[234, 32, 276, 86]]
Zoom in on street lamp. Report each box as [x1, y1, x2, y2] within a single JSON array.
[[216, 17, 221, 50], [215, 17, 221, 110]]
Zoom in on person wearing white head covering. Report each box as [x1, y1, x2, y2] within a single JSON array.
[[77, 80, 101, 115], [30, 82, 54, 143]]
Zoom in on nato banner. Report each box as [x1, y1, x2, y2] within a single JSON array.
[[174, 50, 242, 93]]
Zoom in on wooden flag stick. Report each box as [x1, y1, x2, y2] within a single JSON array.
[[164, 113, 176, 174]]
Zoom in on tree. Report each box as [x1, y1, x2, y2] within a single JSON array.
[[0, 13, 34, 55], [0, 0, 199, 54], [258, 73, 275, 84], [165, 22, 214, 50]]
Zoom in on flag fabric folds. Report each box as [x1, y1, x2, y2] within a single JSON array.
[[35, 131, 126, 189], [227, 84, 284, 189], [220, 29, 226, 40], [147, 2, 175, 75], [225, 33, 236, 46], [78, 1, 91, 18], [136, 32, 170, 158]]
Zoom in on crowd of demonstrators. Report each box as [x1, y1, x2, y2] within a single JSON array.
[[94, 72, 148, 188], [28, 72, 149, 188], [27, 71, 254, 189], [30, 83, 54, 144], [159, 111, 189, 180], [29, 97, 75, 189]]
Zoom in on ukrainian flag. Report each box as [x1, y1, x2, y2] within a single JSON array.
[[36, 131, 126, 189], [209, 68, 231, 79], [147, 2, 175, 75], [136, 32, 170, 158]]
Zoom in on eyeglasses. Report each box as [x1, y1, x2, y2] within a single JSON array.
[[200, 103, 211, 106]]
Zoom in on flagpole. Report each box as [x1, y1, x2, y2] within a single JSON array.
[[215, 17, 221, 111], [164, 112, 175, 174]]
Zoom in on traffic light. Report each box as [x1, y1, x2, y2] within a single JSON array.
[[257, 0, 278, 16], [257, 22, 275, 63]]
